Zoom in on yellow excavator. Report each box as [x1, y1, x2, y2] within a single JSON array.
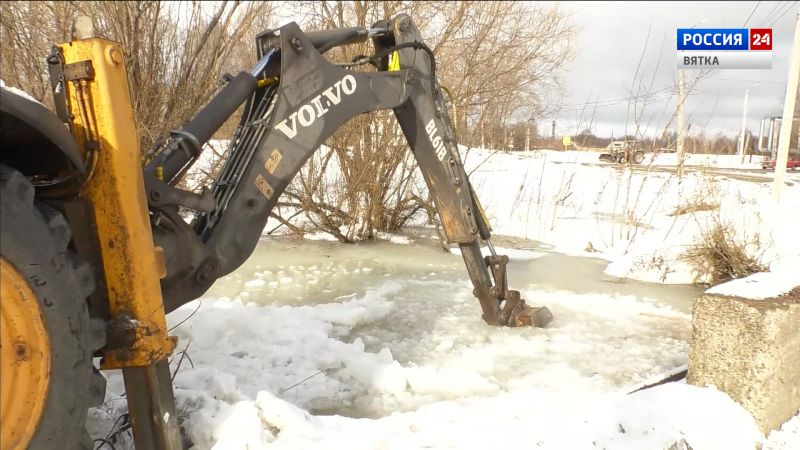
[[0, 15, 552, 449]]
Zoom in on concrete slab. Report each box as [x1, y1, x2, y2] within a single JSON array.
[[687, 288, 800, 434]]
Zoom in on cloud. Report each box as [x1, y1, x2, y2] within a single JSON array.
[[551, 1, 797, 138]]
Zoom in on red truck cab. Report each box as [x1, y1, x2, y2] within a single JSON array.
[[762, 157, 800, 170]]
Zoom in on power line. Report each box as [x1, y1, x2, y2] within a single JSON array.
[[555, 86, 675, 110], [762, 0, 786, 24], [556, 92, 685, 114], [744, 1, 762, 27], [769, 1, 798, 27]]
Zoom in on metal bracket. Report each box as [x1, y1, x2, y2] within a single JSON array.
[[64, 60, 95, 81], [144, 172, 217, 213]]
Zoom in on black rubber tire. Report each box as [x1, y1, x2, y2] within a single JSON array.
[[0, 166, 106, 450]]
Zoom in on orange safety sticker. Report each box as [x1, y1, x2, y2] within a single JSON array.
[[265, 148, 282, 174], [254, 174, 274, 199]]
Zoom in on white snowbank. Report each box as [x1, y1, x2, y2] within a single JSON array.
[[0, 80, 43, 105], [92, 279, 779, 450], [707, 256, 800, 299], [460, 148, 800, 286], [177, 381, 764, 450]]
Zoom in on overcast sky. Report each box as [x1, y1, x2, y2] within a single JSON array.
[[550, 1, 798, 138]]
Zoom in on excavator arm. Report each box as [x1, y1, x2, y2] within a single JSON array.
[[143, 14, 551, 328]]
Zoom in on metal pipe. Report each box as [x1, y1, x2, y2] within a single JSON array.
[[486, 239, 499, 258], [123, 360, 183, 450]]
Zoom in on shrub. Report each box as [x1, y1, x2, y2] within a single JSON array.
[[683, 218, 766, 286]]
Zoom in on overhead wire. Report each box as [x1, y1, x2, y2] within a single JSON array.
[[744, 1, 762, 27], [761, 1, 784, 24], [768, 1, 799, 27]]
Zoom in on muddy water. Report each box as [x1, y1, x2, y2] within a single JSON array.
[[206, 232, 701, 315]]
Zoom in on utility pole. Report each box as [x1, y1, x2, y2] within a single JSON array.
[[774, 12, 800, 201], [525, 121, 531, 151], [738, 89, 750, 159], [551, 120, 556, 139], [677, 69, 686, 177]]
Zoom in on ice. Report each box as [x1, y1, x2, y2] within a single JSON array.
[[88, 148, 800, 449], [375, 232, 412, 244], [448, 245, 546, 261], [244, 279, 266, 289]]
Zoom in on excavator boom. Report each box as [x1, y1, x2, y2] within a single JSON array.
[[138, 15, 552, 329], [27, 14, 553, 450]]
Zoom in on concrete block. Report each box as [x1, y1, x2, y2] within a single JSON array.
[[687, 288, 800, 434]]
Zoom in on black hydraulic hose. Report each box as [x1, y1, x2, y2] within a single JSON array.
[[181, 72, 258, 154], [315, 29, 365, 54], [149, 49, 278, 183], [150, 71, 258, 183]]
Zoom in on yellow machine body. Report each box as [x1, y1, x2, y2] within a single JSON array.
[[58, 38, 174, 368], [0, 259, 51, 450]]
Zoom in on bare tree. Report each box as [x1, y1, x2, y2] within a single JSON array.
[[269, 1, 575, 241], [0, 0, 274, 151], [1, 1, 574, 242]]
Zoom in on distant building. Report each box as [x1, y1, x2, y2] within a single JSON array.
[[757, 100, 800, 158]]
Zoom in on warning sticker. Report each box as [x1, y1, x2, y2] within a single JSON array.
[[254, 174, 274, 199], [265, 148, 282, 174]]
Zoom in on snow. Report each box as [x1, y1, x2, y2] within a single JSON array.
[[171, 381, 764, 450], [92, 279, 770, 449], [0, 79, 42, 105], [460, 147, 800, 288], [304, 231, 341, 242], [88, 146, 799, 449], [647, 152, 766, 169], [706, 256, 800, 299], [764, 412, 800, 450], [375, 232, 412, 245], [244, 279, 266, 289]]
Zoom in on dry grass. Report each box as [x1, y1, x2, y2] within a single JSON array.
[[683, 219, 766, 286], [668, 202, 719, 216]]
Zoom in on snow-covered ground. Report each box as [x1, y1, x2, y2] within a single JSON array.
[[463, 147, 800, 288], [89, 146, 799, 449]]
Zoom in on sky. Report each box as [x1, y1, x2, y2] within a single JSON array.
[[187, 1, 797, 141], [550, 1, 799, 139]]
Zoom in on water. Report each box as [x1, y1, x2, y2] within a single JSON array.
[[207, 231, 701, 316], [201, 231, 703, 418]]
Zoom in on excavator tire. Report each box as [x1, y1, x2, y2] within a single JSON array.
[[0, 165, 106, 450]]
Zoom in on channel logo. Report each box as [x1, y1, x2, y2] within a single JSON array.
[[677, 28, 772, 69]]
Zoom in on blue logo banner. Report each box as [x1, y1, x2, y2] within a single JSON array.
[[677, 29, 748, 51]]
